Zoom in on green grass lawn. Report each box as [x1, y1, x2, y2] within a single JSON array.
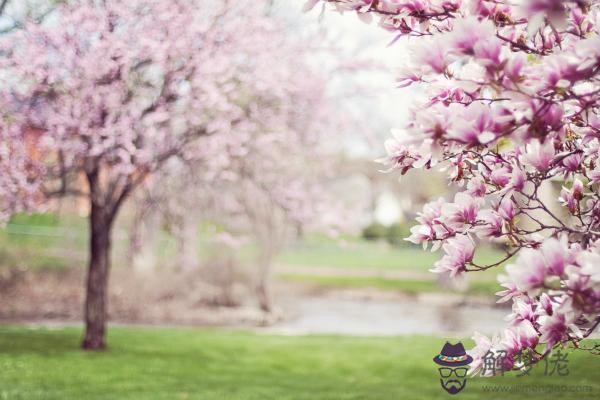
[[277, 237, 504, 271], [0, 326, 597, 400], [276, 237, 505, 296], [279, 273, 502, 296], [0, 213, 507, 297]]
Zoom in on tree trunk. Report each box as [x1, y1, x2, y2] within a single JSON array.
[[131, 207, 160, 274], [256, 274, 272, 313], [256, 243, 273, 313], [82, 200, 114, 350], [178, 217, 199, 271], [81, 166, 121, 350]]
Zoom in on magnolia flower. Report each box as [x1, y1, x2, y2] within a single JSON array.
[[450, 17, 496, 56], [490, 167, 511, 186], [589, 167, 600, 185], [505, 249, 547, 293], [538, 293, 554, 317], [406, 198, 449, 248], [506, 237, 572, 293], [467, 177, 487, 197], [442, 192, 482, 229], [510, 166, 526, 190], [473, 35, 503, 67], [430, 234, 475, 277], [412, 37, 449, 74], [516, 319, 539, 349], [475, 209, 503, 237], [406, 224, 438, 247], [504, 53, 526, 80], [558, 186, 577, 213], [572, 179, 584, 200], [538, 309, 574, 351], [447, 103, 512, 146], [416, 197, 446, 226], [506, 297, 536, 325], [540, 237, 570, 276], [564, 265, 592, 294], [314, 0, 600, 363], [498, 197, 515, 221], [521, 139, 555, 171], [496, 278, 519, 303], [579, 251, 600, 291], [560, 153, 583, 173], [468, 331, 496, 376], [380, 130, 419, 174]]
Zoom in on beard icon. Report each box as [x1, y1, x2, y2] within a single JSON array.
[[433, 342, 473, 395], [440, 376, 467, 395]]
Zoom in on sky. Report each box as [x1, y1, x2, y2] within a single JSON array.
[[298, 3, 420, 224], [299, 3, 421, 158]]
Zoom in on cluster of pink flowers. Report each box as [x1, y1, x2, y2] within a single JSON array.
[[0, 0, 314, 218], [310, 0, 600, 370], [471, 237, 600, 374]]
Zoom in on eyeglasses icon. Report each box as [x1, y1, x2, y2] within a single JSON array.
[[438, 367, 468, 378]]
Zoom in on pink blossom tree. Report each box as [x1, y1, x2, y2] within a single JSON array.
[[129, 37, 357, 311], [309, 0, 600, 370], [0, 0, 299, 349]]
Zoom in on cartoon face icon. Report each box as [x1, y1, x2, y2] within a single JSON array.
[[433, 342, 473, 395]]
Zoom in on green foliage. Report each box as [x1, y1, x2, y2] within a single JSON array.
[[386, 222, 410, 247], [0, 326, 597, 400], [361, 222, 387, 241], [361, 222, 415, 247]]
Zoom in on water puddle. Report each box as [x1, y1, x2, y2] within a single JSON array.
[[265, 296, 509, 336]]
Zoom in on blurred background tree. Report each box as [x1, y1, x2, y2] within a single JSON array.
[[0, 0, 355, 348]]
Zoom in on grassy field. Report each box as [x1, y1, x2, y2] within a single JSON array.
[[275, 236, 505, 295], [0, 325, 597, 400], [277, 236, 504, 271], [279, 273, 501, 296], [0, 213, 505, 296]]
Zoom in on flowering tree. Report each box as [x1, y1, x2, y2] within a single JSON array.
[[129, 39, 355, 311], [308, 0, 600, 371], [0, 0, 295, 349]]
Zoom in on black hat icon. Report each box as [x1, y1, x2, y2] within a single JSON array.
[[433, 342, 473, 367]]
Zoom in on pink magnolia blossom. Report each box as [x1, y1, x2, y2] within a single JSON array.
[[558, 186, 577, 213], [560, 152, 583, 173], [490, 167, 511, 187], [508, 166, 527, 192], [475, 209, 503, 238], [520, 139, 556, 172], [430, 234, 475, 277], [468, 331, 497, 376], [505, 237, 571, 295], [506, 298, 536, 326], [442, 192, 483, 229], [505, 249, 547, 294], [467, 177, 487, 197], [311, 0, 600, 368], [495, 278, 519, 303], [498, 197, 515, 221], [538, 309, 578, 351]]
